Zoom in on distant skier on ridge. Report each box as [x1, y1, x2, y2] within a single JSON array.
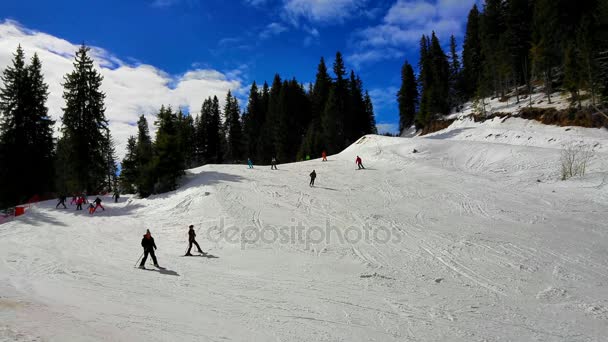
[[271, 157, 278, 170], [247, 158, 254, 169]]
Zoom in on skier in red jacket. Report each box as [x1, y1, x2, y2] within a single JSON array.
[[322, 151, 327, 162], [356, 156, 365, 169], [76, 196, 84, 211]]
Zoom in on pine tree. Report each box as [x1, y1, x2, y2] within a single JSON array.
[[320, 52, 349, 153], [193, 113, 205, 166], [480, 0, 508, 97], [58, 44, 110, 194], [197, 97, 223, 164], [417, 35, 432, 127], [462, 4, 482, 100], [0, 46, 55, 206], [102, 130, 118, 192], [397, 61, 418, 132], [332, 52, 348, 148], [259, 74, 282, 163], [176, 109, 195, 168], [531, 0, 561, 103], [242, 82, 262, 161], [363, 91, 377, 135], [224, 90, 243, 162], [119, 136, 138, 194], [153, 106, 184, 193], [322, 86, 340, 154], [348, 71, 367, 142], [135, 115, 154, 197], [300, 57, 331, 159], [504, 0, 534, 102], [448, 35, 462, 111]]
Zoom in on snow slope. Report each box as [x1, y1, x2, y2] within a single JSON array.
[[1, 120, 608, 341]]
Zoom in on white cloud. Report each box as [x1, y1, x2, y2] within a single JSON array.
[[0, 20, 242, 159], [345, 48, 404, 68], [282, 0, 368, 25], [259, 22, 288, 40], [345, 0, 476, 66], [368, 86, 398, 112], [384, 0, 437, 25]]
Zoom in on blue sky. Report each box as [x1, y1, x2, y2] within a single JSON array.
[[0, 0, 479, 155]]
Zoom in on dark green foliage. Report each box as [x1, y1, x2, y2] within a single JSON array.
[[177, 109, 195, 169], [299, 57, 331, 159], [417, 33, 450, 127], [462, 5, 482, 99], [480, 0, 508, 98], [135, 115, 154, 197], [153, 106, 184, 193], [58, 44, 110, 194], [242, 81, 263, 161], [448, 35, 463, 111], [119, 136, 137, 194], [397, 61, 418, 132], [224, 91, 243, 162], [0, 46, 55, 207]]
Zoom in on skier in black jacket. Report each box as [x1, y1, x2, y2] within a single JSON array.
[[56, 195, 67, 209], [309, 170, 317, 187], [185, 225, 204, 256], [139, 229, 159, 268]]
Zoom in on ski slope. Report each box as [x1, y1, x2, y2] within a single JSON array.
[[1, 119, 608, 341]]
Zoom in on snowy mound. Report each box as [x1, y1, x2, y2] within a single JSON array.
[[1, 122, 608, 341]]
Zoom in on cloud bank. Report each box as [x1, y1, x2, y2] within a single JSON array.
[[0, 20, 242, 159], [348, 0, 478, 66]]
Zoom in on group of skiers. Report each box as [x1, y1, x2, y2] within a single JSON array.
[[246, 151, 365, 188], [55, 194, 106, 214], [137, 152, 367, 269], [138, 225, 205, 269]]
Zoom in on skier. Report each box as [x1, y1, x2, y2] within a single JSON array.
[[322, 151, 327, 162], [271, 157, 278, 170], [185, 224, 204, 256], [247, 158, 254, 169], [76, 195, 84, 211], [356, 156, 365, 170], [70, 194, 77, 205], [112, 191, 120, 203], [93, 197, 105, 212], [139, 229, 159, 268], [88, 203, 95, 214], [309, 170, 316, 187], [56, 195, 67, 209]]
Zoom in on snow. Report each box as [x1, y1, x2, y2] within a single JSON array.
[[446, 91, 573, 120], [2, 119, 608, 341]]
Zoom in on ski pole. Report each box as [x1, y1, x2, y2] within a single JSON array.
[[134, 251, 144, 267]]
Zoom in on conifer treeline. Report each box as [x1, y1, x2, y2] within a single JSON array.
[[243, 52, 377, 164], [398, 0, 608, 130], [120, 52, 377, 197], [0, 46, 377, 204], [0, 45, 117, 208]]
